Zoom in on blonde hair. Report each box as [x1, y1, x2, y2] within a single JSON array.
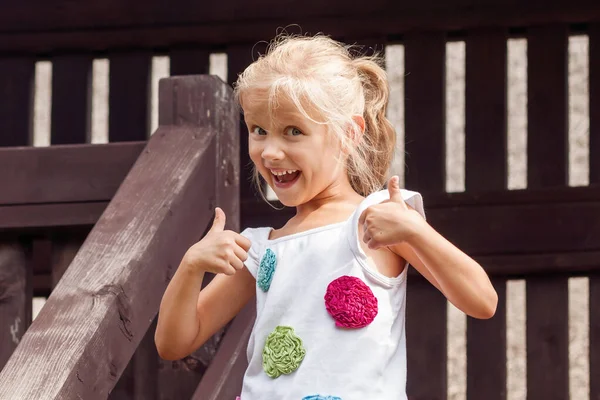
[[233, 34, 396, 197]]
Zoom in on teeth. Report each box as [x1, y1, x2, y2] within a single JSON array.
[[271, 169, 297, 176]]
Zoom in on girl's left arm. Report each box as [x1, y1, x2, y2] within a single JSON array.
[[391, 217, 498, 320]]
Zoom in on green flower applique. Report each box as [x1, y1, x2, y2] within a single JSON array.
[[262, 325, 306, 378]]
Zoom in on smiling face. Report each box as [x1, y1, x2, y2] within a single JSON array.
[[242, 91, 352, 208]]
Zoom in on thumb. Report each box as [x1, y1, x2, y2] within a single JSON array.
[[209, 207, 226, 232], [387, 176, 403, 202]]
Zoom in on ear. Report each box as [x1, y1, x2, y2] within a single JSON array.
[[343, 115, 365, 150]]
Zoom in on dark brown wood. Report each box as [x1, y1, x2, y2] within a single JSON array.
[[0, 202, 107, 231], [0, 243, 31, 371], [51, 235, 86, 288], [109, 52, 152, 142], [526, 277, 569, 400], [0, 58, 34, 147], [155, 74, 241, 400], [110, 318, 159, 400], [465, 29, 507, 190], [170, 48, 210, 77], [0, 76, 238, 399], [1, 1, 600, 54], [525, 25, 569, 400], [403, 31, 447, 400], [590, 23, 600, 400], [0, 142, 144, 205], [591, 24, 600, 185], [51, 55, 93, 145], [527, 26, 568, 188], [591, 273, 600, 400], [193, 301, 256, 400], [464, 28, 507, 400], [227, 45, 258, 203], [406, 279, 447, 400], [404, 32, 446, 192]]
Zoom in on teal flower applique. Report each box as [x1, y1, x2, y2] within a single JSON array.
[[257, 248, 276, 292], [262, 326, 306, 378], [302, 396, 342, 400]]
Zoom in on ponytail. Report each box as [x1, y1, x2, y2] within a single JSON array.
[[348, 57, 396, 196]]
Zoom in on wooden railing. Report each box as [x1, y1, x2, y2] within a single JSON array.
[[0, 76, 240, 399]]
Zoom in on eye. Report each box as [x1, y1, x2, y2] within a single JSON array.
[[285, 127, 303, 136], [251, 126, 267, 135]]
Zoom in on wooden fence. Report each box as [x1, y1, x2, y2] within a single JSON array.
[[0, 0, 599, 398]]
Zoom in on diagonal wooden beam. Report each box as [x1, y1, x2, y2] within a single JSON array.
[[0, 76, 239, 399]]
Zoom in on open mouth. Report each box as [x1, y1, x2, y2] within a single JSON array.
[[271, 169, 301, 187]]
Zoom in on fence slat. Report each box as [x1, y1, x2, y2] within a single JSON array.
[[589, 23, 600, 400], [170, 48, 210, 77], [526, 25, 569, 400], [227, 45, 256, 205], [464, 28, 508, 400], [51, 55, 92, 144], [404, 32, 447, 400], [0, 58, 34, 146], [404, 32, 446, 193], [108, 52, 151, 142], [0, 244, 31, 371]]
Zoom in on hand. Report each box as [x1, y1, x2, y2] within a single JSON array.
[[358, 176, 423, 250], [182, 207, 251, 276]]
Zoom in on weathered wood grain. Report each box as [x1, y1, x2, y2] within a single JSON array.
[[0, 76, 238, 399]]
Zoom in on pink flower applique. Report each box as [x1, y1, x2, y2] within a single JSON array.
[[324, 275, 378, 328]]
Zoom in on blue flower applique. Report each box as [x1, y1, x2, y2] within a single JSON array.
[[302, 396, 342, 400], [257, 248, 276, 291]]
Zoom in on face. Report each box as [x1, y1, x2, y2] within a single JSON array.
[[242, 92, 349, 207]]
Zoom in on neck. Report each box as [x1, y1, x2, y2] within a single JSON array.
[[293, 180, 364, 222]]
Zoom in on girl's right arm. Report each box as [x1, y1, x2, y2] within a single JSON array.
[[154, 208, 254, 360]]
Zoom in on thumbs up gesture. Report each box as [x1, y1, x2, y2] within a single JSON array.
[[182, 207, 252, 276], [358, 176, 423, 250]]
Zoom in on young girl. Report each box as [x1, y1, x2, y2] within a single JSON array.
[[155, 34, 498, 400]]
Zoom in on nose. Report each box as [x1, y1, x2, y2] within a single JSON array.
[[261, 137, 285, 161]]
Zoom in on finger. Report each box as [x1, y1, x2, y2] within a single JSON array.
[[231, 243, 248, 263], [387, 176, 404, 203], [221, 263, 237, 276], [363, 232, 371, 244], [229, 256, 245, 271], [209, 207, 226, 233], [358, 209, 368, 226], [234, 233, 252, 252]]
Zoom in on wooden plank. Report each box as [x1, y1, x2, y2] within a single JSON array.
[[527, 26, 568, 188], [0, 202, 107, 231], [404, 32, 446, 192], [1, 0, 600, 55], [465, 29, 507, 190], [110, 319, 159, 400], [464, 28, 507, 400], [51, 55, 92, 145], [404, 31, 447, 400], [591, 273, 600, 400], [170, 48, 210, 77], [591, 24, 600, 185], [406, 279, 447, 400], [0, 142, 144, 205], [589, 23, 600, 400], [0, 76, 238, 399], [227, 45, 258, 203], [51, 234, 86, 288], [108, 52, 152, 142], [0, 58, 34, 147], [525, 25, 569, 400], [0, 243, 31, 371], [192, 301, 255, 400]]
